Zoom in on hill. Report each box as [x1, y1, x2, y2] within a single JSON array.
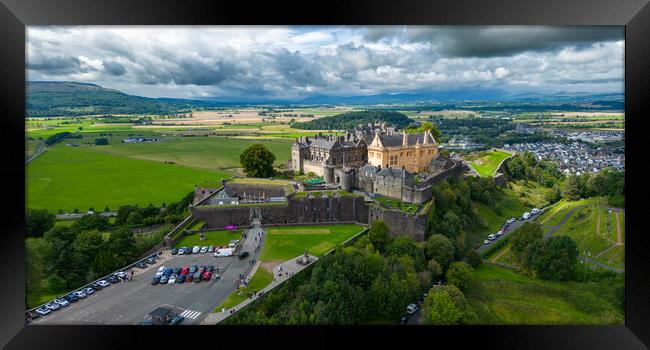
[[290, 110, 413, 130], [26, 81, 227, 117]]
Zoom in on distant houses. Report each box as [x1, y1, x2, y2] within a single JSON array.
[[123, 138, 161, 143]]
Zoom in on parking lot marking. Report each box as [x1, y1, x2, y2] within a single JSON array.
[[180, 310, 202, 319]]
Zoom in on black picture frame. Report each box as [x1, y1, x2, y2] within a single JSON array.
[[1, 0, 648, 349]]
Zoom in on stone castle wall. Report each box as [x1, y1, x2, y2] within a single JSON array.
[[368, 204, 428, 241]]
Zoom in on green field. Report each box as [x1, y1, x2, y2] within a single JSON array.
[[465, 264, 623, 324], [26, 145, 229, 212], [552, 205, 618, 260], [173, 230, 241, 248], [91, 136, 293, 172], [216, 268, 274, 310], [466, 150, 513, 177], [260, 224, 364, 261]]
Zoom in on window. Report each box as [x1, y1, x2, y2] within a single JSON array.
[[389, 155, 398, 166]]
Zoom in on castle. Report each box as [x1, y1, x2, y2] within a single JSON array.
[[289, 123, 467, 204]]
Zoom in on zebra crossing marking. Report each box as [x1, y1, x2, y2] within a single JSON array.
[[180, 309, 202, 319]]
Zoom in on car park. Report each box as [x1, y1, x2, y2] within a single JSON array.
[[484, 239, 490, 245], [200, 246, 208, 254], [406, 304, 419, 315], [160, 275, 169, 284], [168, 274, 177, 284], [192, 246, 200, 254], [83, 287, 95, 295], [73, 290, 87, 299], [171, 248, 178, 255], [97, 280, 110, 288], [35, 307, 51, 316], [45, 302, 61, 311], [169, 315, 184, 325], [207, 245, 215, 253], [237, 251, 250, 260], [177, 274, 186, 284], [151, 276, 161, 285], [54, 298, 69, 307], [193, 272, 201, 282], [155, 266, 165, 277]]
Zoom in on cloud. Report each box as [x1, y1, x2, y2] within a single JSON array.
[[26, 26, 624, 100]]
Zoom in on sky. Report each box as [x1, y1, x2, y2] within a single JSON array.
[[26, 26, 625, 101]]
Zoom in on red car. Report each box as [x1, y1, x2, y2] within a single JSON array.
[[180, 266, 189, 275], [202, 271, 212, 280]]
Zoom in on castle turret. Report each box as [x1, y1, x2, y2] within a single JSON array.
[[324, 165, 335, 184]]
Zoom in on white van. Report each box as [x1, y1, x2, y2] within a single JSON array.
[[488, 234, 497, 241], [522, 212, 531, 220], [214, 248, 234, 257], [228, 240, 239, 249], [192, 246, 201, 254]]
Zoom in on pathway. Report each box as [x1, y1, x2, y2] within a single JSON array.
[[25, 142, 47, 165], [543, 204, 587, 238], [615, 210, 622, 244], [490, 246, 510, 264]]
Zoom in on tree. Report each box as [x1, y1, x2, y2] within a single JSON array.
[[424, 234, 454, 270], [107, 228, 138, 265], [524, 235, 579, 281], [26, 209, 55, 238], [427, 259, 443, 280], [104, 206, 110, 212], [446, 262, 473, 291], [421, 286, 465, 325], [94, 137, 109, 145], [368, 221, 392, 253], [126, 211, 144, 225], [240, 144, 276, 178], [465, 250, 483, 268], [563, 175, 581, 201], [510, 221, 543, 262]]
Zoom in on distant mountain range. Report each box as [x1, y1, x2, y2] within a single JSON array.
[[26, 81, 624, 117]]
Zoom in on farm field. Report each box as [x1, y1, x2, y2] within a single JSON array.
[[26, 145, 229, 212], [465, 150, 513, 177], [465, 264, 623, 324], [173, 230, 242, 249], [93, 136, 293, 172], [260, 224, 364, 262]]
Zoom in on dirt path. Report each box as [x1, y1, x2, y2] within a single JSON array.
[[615, 210, 622, 244], [544, 205, 587, 238], [596, 210, 601, 236], [490, 246, 510, 263]]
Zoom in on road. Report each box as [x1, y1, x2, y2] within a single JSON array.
[[33, 220, 264, 325], [25, 142, 47, 165], [56, 212, 117, 220], [475, 211, 543, 255]]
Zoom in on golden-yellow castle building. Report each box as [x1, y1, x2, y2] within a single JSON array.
[[367, 129, 438, 173]]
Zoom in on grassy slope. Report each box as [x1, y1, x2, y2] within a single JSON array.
[[217, 268, 274, 310], [173, 230, 241, 248], [466, 264, 623, 324], [553, 205, 616, 257], [468, 188, 531, 248], [466, 150, 513, 177], [26, 145, 228, 212], [508, 180, 553, 208], [260, 224, 363, 261], [92, 136, 292, 172]]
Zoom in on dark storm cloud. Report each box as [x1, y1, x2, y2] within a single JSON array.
[[103, 61, 126, 76], [27, 55, 82, 74], [365, 26, 624, 58]]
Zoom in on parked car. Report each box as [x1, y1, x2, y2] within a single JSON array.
[[83, 287, 95, 295], [206, 265, 214, 273], [160, 275, 169, 284], [53, 298, 69, 307], [168, 274, 177, 284], [197, 267, 205, 275], [496, 230, 504, 236], [97, 280, 110, 288], [163, 268, 173, 277], [177, 274, 186, 284], [192, 246, 200, 254], [35, 307, 51, 316], [177, 247, 185, 255], [228, 240, 238, 249], [193, 272, 201, 282], [200, 246, 208, 254], [522, 212, 531, 220], [136, 262, 147, 269], [73, 290, 87, 299], [169, 315, 184, 325], [45, 302, 61, 311], [484, 239, 490, 245], [26, 311, 39, 320], [237, 251, 250, 260], [214, 248, 234, 257], [202, 271, 212, 280], [106, 275, 120, 283], [531, 208, 540, 214], [181, 266, 189, 275], [406, 303, 419, 315], [185, 273, 193, 282], [90, 282, 103, 290], [171, 248, 178, 255], [63, 294, 78, 303], [189, 265, 198, 274], [488, 234, 496, 241], [155, 266, 166, 277], [151, 276, 161, 285], [115, 271, 127, 279], [207, 245, 215, 253], [145, 257, 156, 264], [174, 267, 181, 275]]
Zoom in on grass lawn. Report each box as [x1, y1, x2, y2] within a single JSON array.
[[94, 136, 293, 172], [465, 264, 623, 324], [465, 150, 513, 177], [173, 230, 242, 248], [187, 220, 206, 231], [216, 268, 273, 310], [26, 145, 228, 212], [374, 196, 420, 215], [260, 224, 364, 261], [594, 245, 625, 270], [553, 206, 612, 256]]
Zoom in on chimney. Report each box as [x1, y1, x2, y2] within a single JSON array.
[[423, 130, 430, 144], [402, 132, 408, 146]]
